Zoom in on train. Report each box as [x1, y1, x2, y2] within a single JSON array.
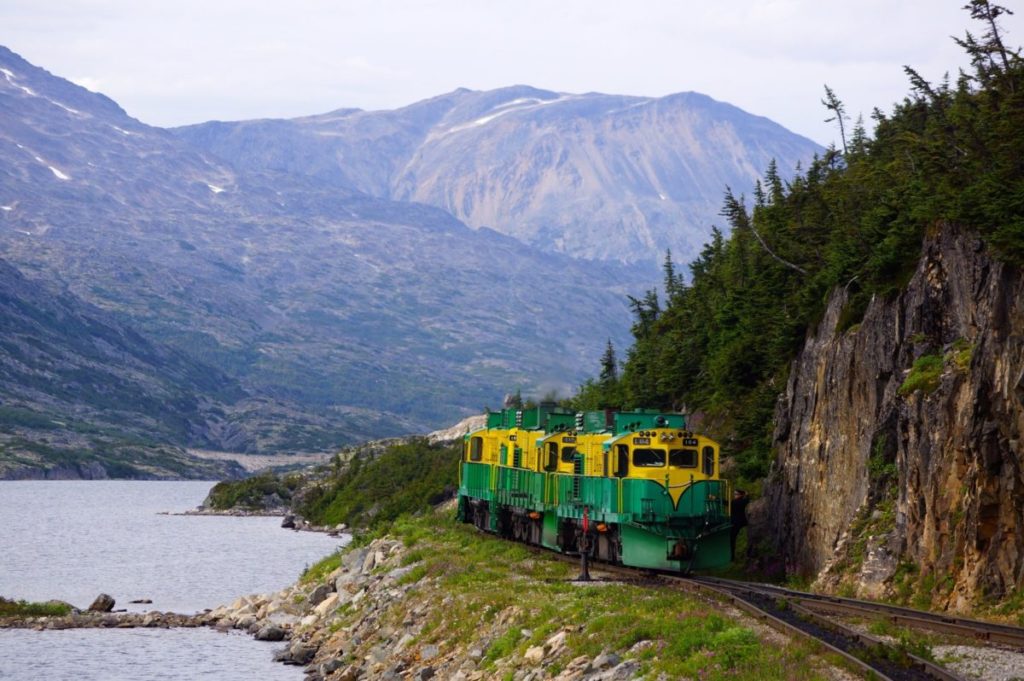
[[456, 404, 733, 572]]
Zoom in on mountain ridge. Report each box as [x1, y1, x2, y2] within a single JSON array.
[[0, 45, 646, 476], [174, 84, 822, 264]]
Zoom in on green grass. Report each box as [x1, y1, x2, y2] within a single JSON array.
[[951, 338, 974, 371], [0, 597, 72, 617], [319, 512, 839, 680], [297, 439, 460, 529], [899, 353, 944, 396], [300, 551, 343, 585]]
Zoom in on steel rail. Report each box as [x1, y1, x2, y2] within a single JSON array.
[[694, 576, 1024, 649], [689, 578, 966, 681], [507, 540, 981, 678], [534, 551, 931, 680]]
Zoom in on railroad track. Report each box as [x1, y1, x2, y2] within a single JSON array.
[[533, 547, 996, 680], [515, 533, 1024, 679], [694, 575, 1024, 648], [678, 576, 965, 681]]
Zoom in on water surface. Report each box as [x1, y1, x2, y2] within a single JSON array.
[[0, 481, 346, 681], [0, 481, 344, 613]]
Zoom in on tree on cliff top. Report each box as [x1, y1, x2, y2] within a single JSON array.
[[589, 1, 1024, 483]]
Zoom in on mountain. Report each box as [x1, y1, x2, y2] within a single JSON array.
[[0, 257, 245, 478], [0, 46, 645, 468], [175, 85, 822, 264]]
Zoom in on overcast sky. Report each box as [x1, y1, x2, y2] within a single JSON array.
[[3, 1, 1021, 146]]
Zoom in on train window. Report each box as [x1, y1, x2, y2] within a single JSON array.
[[469, 437, 483, 462], [616, 445, 629, 478], [632, 448, 665, 467], [544, 442, 558, 471], [669, 448, 697, 468], [703, 446, 715, 476], [560, 446, 577, 463]]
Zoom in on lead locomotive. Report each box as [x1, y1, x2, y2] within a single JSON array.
[[457, 405, 732, 571]]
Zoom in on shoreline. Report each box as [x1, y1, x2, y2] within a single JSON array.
[[7, 513, 1023, 681]]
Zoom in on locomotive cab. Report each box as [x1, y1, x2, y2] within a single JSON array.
[[539, 431, 580, 474], [607, 428, 719, 505]]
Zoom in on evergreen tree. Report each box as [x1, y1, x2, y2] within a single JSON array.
[[576, 4, 1024, 485], [822, 84, 850, 154]]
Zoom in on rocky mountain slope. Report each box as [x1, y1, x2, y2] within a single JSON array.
[[0, 254, 388, 479], [175, 85, 822, 264], [762, 222, 1024, 609], [0, 46, 646, 463]]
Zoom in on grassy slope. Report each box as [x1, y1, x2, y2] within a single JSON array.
[[304, 511, 842, 680]]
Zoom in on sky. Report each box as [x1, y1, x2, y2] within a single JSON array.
[[2, 1, 1022, 147]]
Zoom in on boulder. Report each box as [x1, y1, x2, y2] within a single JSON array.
[[287, 640, 317, 665], [88, 594, 115, 612], [342, 548, 369, 571], [590, 652, 620, 670], [308, 584, 333, 606], [314, 593, 340, 617], [281, 514, 296, 529], [255, 624, 287, 641], [335, 665, 361, 681], [524, 646, 545, 665]]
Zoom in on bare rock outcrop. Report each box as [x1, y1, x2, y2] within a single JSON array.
[[762, 222, 1024, 609]]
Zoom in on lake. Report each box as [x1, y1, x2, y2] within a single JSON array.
[[0, 481, 346, 680]]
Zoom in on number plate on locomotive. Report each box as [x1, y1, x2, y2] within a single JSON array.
[[562, 436, 577, 443], [683, 438, 699, 446], [633, 437, 651, 445]]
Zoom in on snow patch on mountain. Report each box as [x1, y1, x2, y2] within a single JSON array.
[[2, 65, 86, 117], [442, 95, 575, 136]]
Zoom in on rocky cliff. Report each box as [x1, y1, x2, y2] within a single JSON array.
[[763, 222, 1024, 609]]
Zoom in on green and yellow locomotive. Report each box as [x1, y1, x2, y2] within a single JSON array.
[[457, 404, 732, 571]]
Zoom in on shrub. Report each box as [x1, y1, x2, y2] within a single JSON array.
[[899, 354, 944, 395]]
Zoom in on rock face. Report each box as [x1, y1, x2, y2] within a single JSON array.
[[763, 222, 1024, 608]]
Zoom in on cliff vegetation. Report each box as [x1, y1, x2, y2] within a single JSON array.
[[572, 1, 1024, 609], [574, 2, 1023, 488]]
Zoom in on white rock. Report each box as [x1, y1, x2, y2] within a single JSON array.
[[524, 646, 545, 665], [546, 630, 567, 651], [267, 612, 300, 627], [314, 593, 340, 617]]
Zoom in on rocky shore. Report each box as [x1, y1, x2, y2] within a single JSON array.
[[8, 508, 1024, 680], [3, 511, 848, 680], [201, 535, 670, 680]]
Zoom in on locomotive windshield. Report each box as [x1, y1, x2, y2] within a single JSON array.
[[632, 448, 665, 467], [669, 448, 698, 468]]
